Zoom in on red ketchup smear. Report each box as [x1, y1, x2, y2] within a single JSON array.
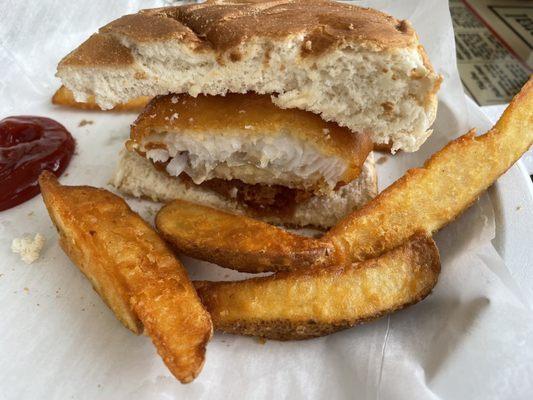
[[0, 116, 75, 211]]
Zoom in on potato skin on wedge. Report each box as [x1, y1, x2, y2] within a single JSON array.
[[156, 199, 338, 273], [327, 78, 533, 263], [39, 172, 212, 383], [195, 234, 440, 340]]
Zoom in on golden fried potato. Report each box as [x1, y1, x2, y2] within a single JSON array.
[[39, 172, 212, 383], [327, 77, 533, 262], [52, 85, 150, 111], [195, 234, 440, 340], [156, 200, 337, 273], [155, 78, 533, 273]]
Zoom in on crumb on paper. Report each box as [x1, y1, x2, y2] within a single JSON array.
[[516, 206, 521, 211], [23, 287, 29, 293], [377, 156, 388, 165], [256, 337, 267, 345], [78, 119, 93, 127], [11, 233, 45, 264], [27, 211, 34, 217]]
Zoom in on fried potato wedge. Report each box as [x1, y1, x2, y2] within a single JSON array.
[[39, 172, 212, 383], [52, 85, 150, 111], [327, 77, 533, 262], [156, 200, 337, 273], [195, 234, 440, 340], [156, 78, 532, 272]]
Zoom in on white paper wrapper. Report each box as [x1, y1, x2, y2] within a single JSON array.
[[0, 1, 532, 399]]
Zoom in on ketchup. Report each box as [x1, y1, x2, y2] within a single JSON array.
[[0, 116, 75, 211]]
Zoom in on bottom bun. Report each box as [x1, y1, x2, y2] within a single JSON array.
[[112, 150, 377, 229]]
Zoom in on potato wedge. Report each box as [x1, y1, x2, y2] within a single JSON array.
[[327, 77, 533, 262], [195, 234, 440, 340], [52, 85, 150, 111], [156, 78, 532, 272], [156, 200, 337, 273], [39, 172, 212, 383]]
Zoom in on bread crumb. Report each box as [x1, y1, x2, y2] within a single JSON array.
[[188, 117, 194, 123], [228, 187, 238, 199], [78, 119, 93, 127], [256, 337, 267, 345], [322, 128, 330, 135], [238, 109, 246, 114], [170, 112, 179, 122], [11, 233, 45, 264], [244, 125, 254, 130], [171, 96, 179, 104]]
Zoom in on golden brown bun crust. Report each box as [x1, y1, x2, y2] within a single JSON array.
[[148, 0, 416, 53], [60, 0, 418, 68], [60, 34, 134, 68], [131, 93, 373, 185], [101, 12, 207, 50]]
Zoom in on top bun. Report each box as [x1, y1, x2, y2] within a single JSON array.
[[57, 0, 441, 152]]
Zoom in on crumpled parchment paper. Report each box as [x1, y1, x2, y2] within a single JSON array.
[[0, 1, 532, 399]]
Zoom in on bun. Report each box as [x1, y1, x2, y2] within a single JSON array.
[[57, 0, 441, 152], [112, 149, 378, 229]]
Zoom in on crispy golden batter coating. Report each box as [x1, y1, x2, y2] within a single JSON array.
[[155, 78, 533, 272], [52, 85, 150, 111], [131, 93, 372, 183], [195, 234, 440, 340], [156, 199, 338, 273], [39, 173, 212, 383]]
